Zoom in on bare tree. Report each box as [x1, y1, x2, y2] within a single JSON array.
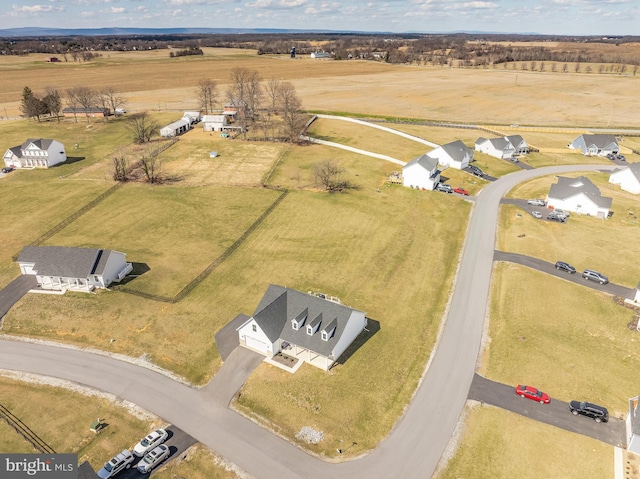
[[140, 146, 162, 183], [100, 86, 127, 119], [67, 86, 97, 123], [42, 86, 62, 122], [65, 87, 81, 122], [278, 82, 306, 143], [197, 78, 218, 114], [265, 77, 281, 113], [226, 67, 263, 137], [112, 152, 129, 182], [126, 112, 157, 144], [313, 160, 345, 191]]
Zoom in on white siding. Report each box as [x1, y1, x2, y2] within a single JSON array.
[[238, 319, 275, 357], [610, 168, 640, 195], [402, 163, 438, 190], [100, 251, 129, 287], [46, 140, 66, 167], [331, 311, 367, 363], [547, 193, 608, 217]]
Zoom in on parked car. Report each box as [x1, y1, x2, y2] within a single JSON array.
[[133, 429, 169, 457], [435, 183, 453, 194], [1, 167, 14, 173], [527, 199, 545, 206], [554, 208, 570, 217], [97, 450, 134, 479], [137, 445, 170, 474], [531, 211, 542, 219], [515, 385, 550, 404], [510, 157, 520, 163], [547, 213, 566, 223], [569, 401, 609, 423], [469, 165, 484, 177], [453, 187, 469, 196], [555, 261, 576, 274], [606, 153, 616, 160], [582, 269, 609, 284], [617, 154, 626, 161]]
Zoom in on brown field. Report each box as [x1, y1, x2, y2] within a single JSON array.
[[1, 48, 639, 129]]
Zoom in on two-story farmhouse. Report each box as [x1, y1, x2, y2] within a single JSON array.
[[402, 154, 440, 190], [237, 285, 367, 371], [427, 140, 473, 170], [3, 138, 66, 169]]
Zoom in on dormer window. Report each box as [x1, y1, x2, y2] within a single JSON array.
[[306, 313, 322, 335], [321, 318, 337, 342], [291, 308, 308, 331]]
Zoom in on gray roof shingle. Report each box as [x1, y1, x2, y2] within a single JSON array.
[[252, 285, 364, 358], [404, 153, 438, 172], [548, 176, 612, 209], [17, 246, 114, 278], [439, 140, 472, 162]]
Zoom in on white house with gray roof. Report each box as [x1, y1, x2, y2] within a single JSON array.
[[427, 140, 473, 170], [568, 134, 619, 156], [3, 138, 66, 169], [237, 285, 367, 371], [402, 153, 440, 190], [547, 176, 612, 218], [17, 246, 132, 292], [609, 163, 640, 195], [475, 135, 528, 159]]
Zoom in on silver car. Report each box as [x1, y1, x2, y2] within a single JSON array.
[[527, 199, 545, 206], [137, 445, 170, 474], [531, 211, 542, 219], [582, 269, 608, 284]]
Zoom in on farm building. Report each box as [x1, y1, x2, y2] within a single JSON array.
[[237, 285, 367, 371], [547, 176, 612, 218], [160, 118, 191, 137], [310, 51, 330, 59], [402, 154, 440, 190], [202, 115, 228, 132], [609, 163, 640, 195], [17, 246, 132, 292], [224, 99, 248, 119], [427, 140, 473, 170], [183, 111, 202, 124], [3, 138, 66, 169], [568, 134, 619, 156], [475, 135, 528, 159]]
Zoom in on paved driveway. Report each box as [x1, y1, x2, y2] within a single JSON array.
[[0, 275, 37, 319], [469, 374, 626, 448], [494, 250, 635, 298]]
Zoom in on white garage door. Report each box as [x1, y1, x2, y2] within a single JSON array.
[[245, 336, 269, 355]]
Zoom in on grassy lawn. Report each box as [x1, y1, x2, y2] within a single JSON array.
[[153, 443, 241, 479], [39, 183, 281, 298], [481, 262, 640, 413], [0, 376, 155, 471], [436, 405, 612, 479], [307, 117, 429, 162], [380, 123, 483, 146], [524, 150, 611, 168], [499, 172, 640, 287]]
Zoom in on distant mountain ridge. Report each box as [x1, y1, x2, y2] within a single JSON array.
[[0, 27, 374, 37]]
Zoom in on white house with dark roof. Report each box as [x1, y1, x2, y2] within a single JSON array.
[[17, 246, 132, 292], [237, 285, 367, 371], [402, 154, 440, 190], [547, 176, 612, 218], [475, 135, 528, 159], [609, 163, 640, 195], [628, 396, 640, 454], [202, 115, 228, 132], [427, 140, 473, 170], [3, 138, 66, 169], [568, 134, 619, 156]]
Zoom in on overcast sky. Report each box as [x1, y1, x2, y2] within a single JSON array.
[[3, 0, 638, 36]]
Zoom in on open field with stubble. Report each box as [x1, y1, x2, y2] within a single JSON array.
[[436, 404, 612, 479], [500, 172, 640, 287]]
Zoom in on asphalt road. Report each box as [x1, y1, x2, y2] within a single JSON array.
[[494, 250, 636, 298], [469, 374, 626, 448], [0, 163, 617, 479]]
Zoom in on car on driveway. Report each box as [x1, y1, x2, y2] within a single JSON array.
[[133, 428, 169, 457], [137, 445, 170, 473], [1, 167, 14, 174], [468, 165, 484, 177], [453, 187, 469, 196], [527, 199, 545, 206], [555, 261, 576, 273], [435, 183, 453, 194], [515, 385, 550, 404], [582, 269, 608, 284], [569, 401, 609, 422], [547, 212, 566, 223], [531, 211, 542, 219], [97, 450, 134, 479], [616, 154, 626, 161]]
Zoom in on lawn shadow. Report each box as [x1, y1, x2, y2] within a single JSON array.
[[116, 262, 150, 286], [58, 156, 85, 166], [334, 317, 380, 367]]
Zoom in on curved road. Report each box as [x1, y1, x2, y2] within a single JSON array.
[[0, 164, 615, 478]]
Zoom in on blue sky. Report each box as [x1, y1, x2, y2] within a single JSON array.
[[2, 0, 639, 35]]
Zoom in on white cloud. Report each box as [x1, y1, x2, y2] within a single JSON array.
[[106, 6, 126, 12], [12, 4, 64, 12]]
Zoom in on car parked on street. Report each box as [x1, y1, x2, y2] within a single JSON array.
[[569, 401, 609, 423], [137, 445, 170, 474], [555, 261, 576, 274], [515, 385, 550, 404], [453, 187, 469, 196], [435, 183, 453, 194], [531, 211, 542, 219], [97, 450, 134, 479], [527, 199, 545, 206], [582, 269, 609, 284], [133, 429, 169, 457]]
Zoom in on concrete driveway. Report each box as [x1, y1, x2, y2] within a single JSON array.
[[469, 374, 626, 448], [0, 275, 37, 319]]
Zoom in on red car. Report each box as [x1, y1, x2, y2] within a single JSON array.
[[453, 187, 469, 196], [515, 385, 550, 404]]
